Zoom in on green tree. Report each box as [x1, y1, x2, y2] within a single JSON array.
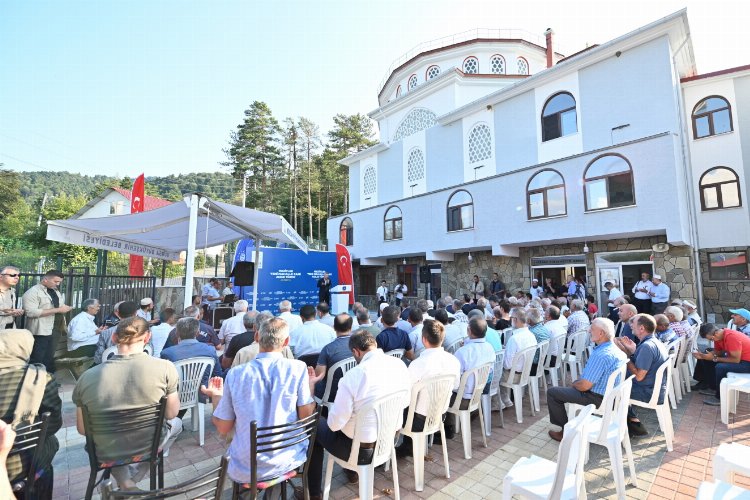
[[0, 169, 22, 221], [33, 193, 97, 265], [297, 117, 320, 241]]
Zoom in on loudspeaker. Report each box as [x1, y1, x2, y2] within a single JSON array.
[[419, 265, 431, 283], [229, 261, 255, 286]]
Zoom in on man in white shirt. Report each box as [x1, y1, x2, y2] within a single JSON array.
[[289, 304, 335, 359], [67, 298, 106, 357], [649, 274, 671, 315], [317, 302, 335, 328], [544, 305, 567, 362], [529, 278, 543, 300], [201, 279, 222, 310], [395, 319, 460, 457], [136, 298, 158, 325], [394, 281, 407, 307], [604, 281, 623, 315], [278, 300, 303, 332], [218, 300, 249, 347], [150, 308, 177, 358], [376, 280, 389, 305], [435, 310, 464, 348], [632, 272, 653, 314], [500, 308, 537, 409], [306, 330, 410, 496], [406, 308, 425, 357]]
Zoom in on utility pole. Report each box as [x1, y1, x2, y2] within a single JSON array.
[[37, 192, 48, 227], [241, 173, 247, 208]]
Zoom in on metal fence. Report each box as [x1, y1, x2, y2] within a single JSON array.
[[14, 268, 157, 326]]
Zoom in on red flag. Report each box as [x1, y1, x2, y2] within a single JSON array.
[[335, 243, 354, 305], [129, 174, 145, 276]]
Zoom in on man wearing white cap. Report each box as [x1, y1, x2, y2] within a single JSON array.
[[648, 275, 670, 315], [631, 272, 653, 314], [682, 300, 701, 326], [529, 278, 543, 300], [136, 297, 158, 325], [604, 280, 623, 315]]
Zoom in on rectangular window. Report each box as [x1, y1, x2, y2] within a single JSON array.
[[585, 179, 608, 210], [460, 205, 473, 229], [694, 116, 710, 138], [721, 183, 740, 207], [529, 192, 544, 218], [359, 268, 377, 296], [713, 109, 732, 135], [560, 110, 577, 136], [547, 187, 566, 216], [397, 264, 418, 296], [608, 173, 635, 208], [394, 219, 403, 239], [542, 115, 559, 141], [708, 251, 750, 281]]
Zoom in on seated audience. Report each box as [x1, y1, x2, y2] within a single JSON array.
[[460, 295, 475, 316], [232, 313, 294, 366], [163, 305, 221, 350], [683, 300, 702, 326], [314, 314, 355, 402], [290, 305, 336, 359], [317, 302, 335, 328], [490, 301, 512, 331], [453, 299, 469, 324], [0, 329, 62, 497], [306, 331, 410, 497], [221, 310, 259, 369], [665, 306, 691, 338], [435, 310, 463, 348], [614, 314, 668, 435], [500, 309, 537, 409], [136, 298, 158, 325], [468, 309, 501, 352], [149, 308, 177, 358], [399, 299, 411, 322], [395, 320, 461, 457], [547, 318, 625, 441], [566, 299, 590, 336], [376, 306, 415, 360], [654, 314, 677, 344], [692, 323, 750, 406], [200, 318, 315, 489], [355, 308, 379, 337], [406, 308, 425, 357], [278, 300, 303, 332], [617, 304, 638, 342], [67, 298, 106, 358], [727, 308, 750, 336], [93, 301, 139, 364], [218, 300, 249, 347], [74, 317, 182, 490]]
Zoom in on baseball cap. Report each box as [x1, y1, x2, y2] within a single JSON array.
[[729, 308, 750, 321]]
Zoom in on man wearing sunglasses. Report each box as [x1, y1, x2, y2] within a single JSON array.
[[0, 266, 23, 329]]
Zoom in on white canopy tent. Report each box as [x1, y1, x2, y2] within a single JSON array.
[[46, 194, 308, 310]]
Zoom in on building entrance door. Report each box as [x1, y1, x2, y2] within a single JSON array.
[[595, 251, 654, 314]]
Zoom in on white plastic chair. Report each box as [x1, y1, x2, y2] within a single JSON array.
[[501, 328, 513, 346], [584, 376, 639, 498], [720, 373, 750, 425], [665, 337, 682, 408], [322, 390, 409, 500], [314, 357, 357, 410], [696, 480, 750, 499], [630, 354, 674, 451], [400, 375, 455, 491], [444, 338, 463, 354], [563, 330, 590, 383], [503, 404, 595, 500], [545, 334, 567, 387], [447, 363, 492, 459], [529, 340, 551, 412], [679, 333, 696, 393], [386, 349, 405, 360], [174, 356, 216, 446], [143, 344, 153, 356], [499, 344, 537, 424], [101, 345, 118, 362], [480, 350, 505, 436]]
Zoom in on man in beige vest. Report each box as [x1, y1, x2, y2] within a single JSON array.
[[22, 270, 72, 372]]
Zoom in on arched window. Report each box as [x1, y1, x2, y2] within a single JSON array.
[[699, 167, 741, 210], [384, 206, 403, 240], [363, 165, 376, 196], [517, 57, 529, 75], [392, 108, 437, 142], [527, 169, 566, 219], [490, 54, 506, 74], [584, 154, 635, 211], [406, 148, 425, 184], [408, 74, 418, 91], [468, 123, 492, 163], [447, 190, 474, 231], [395, 85, 402, 98], [426, 65, 441, 80], [542, 92, 577, 141], [692, 96, 733, 139], [339, 218, 353, 246], [463, 57, 479, 74]]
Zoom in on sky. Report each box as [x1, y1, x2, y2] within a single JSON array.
[[0, 0, 747, 178]]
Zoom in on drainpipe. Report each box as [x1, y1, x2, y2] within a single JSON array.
[[672, 35, 705, 318], [544, 29, 554, 68]]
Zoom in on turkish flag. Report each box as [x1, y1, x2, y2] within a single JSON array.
[[129, 174, 145, 276], [335, 243, 354, 305]]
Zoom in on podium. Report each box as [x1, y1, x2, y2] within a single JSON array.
[[330, 285, 352, 315]]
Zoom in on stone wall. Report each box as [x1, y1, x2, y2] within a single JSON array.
[[155, 286, 185, 311], [699, 247, 750, 324]]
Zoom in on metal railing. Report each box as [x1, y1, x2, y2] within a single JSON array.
[[14, 268, 157, 325], [377, 28, 553, 93]]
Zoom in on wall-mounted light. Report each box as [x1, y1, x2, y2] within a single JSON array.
[[468, 252, 473, 262], [402, 257, 407, 265], [583, 242, 590, 253]]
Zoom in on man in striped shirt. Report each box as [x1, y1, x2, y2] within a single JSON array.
[[547, 317, 626, 441]]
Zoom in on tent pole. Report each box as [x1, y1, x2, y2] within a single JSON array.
[[252, 236, 260, 311], [184, 194, 200, 309]]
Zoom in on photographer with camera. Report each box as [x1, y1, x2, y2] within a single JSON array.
[[394, 280, 407, 307]]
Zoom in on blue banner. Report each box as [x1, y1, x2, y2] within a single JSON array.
[[231, 240, 338, 313]]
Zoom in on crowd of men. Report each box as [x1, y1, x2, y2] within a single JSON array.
[[3, 264, 750, 498]]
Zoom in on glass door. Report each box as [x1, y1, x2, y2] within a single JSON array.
[[598, 266, 622, 313]]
